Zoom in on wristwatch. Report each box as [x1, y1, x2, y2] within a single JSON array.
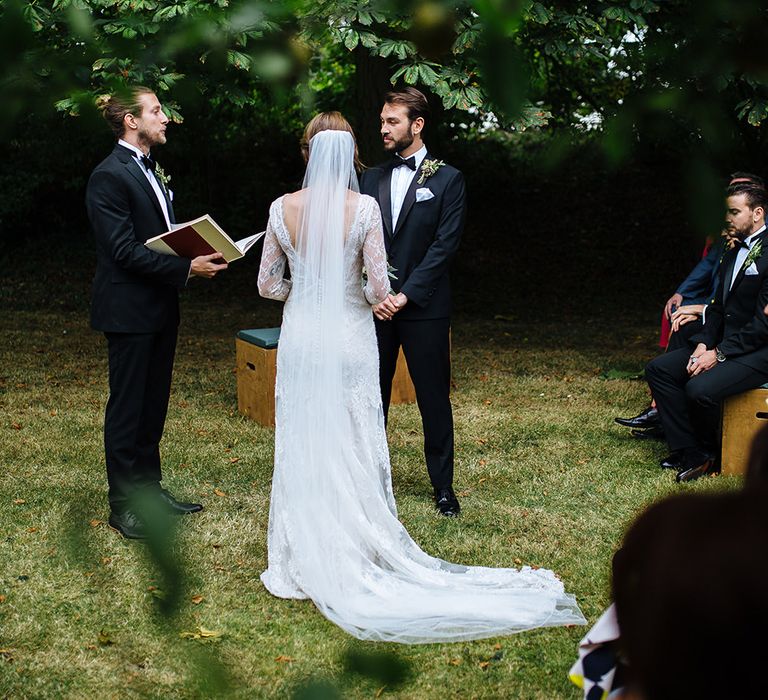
[[715, 347, 726, 363]]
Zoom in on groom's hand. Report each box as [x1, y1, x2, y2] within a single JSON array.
[[373, 294, 399, 321], [191, 252, 228, 278], [373, 293, 408, 321]]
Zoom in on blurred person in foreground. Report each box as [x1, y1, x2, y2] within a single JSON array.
[[86, 87, 227, 539], [644, 183, 768, 481], [612, 488, 768, 699]]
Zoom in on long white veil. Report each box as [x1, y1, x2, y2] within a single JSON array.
[[261, 129, 585, 643]]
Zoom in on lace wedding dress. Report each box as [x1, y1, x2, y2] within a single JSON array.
[[257, 130, 585, 643]]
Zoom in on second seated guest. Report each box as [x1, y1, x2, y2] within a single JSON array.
[[645, 183, 768, 482], [615, 171, 764, 440]]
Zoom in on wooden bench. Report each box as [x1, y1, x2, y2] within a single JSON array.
[[236, 328, 416, 427], [721, 387, 768, 476]]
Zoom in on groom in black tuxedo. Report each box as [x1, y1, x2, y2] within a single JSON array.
[[86, 87, 227, 538], [360, 87, 466, 516]]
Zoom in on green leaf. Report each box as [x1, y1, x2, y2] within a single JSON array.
[[528, 2, 552, 25], [417, 63, 439, 86], [359, 31, 378, 49], [227, 50, 252, 71], [343, 29, 359, 51]]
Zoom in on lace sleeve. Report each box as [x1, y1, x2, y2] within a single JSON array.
[[362, 198, 391, 305], [258, 214, 291, 301]]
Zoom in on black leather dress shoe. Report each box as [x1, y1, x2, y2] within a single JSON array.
[[676, 451, 718, 483], [660, 451, 684, 469], [434, 488, 460, 517], [615, 406, 660, 429], [157, 488, 203, 515], [109, 510, 147, 540], [630, 425, 666, 441]]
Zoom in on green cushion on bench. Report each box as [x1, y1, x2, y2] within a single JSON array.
[[237, 328, 280, 349]]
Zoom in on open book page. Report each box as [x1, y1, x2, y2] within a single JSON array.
[[235, 231, 266, 254]]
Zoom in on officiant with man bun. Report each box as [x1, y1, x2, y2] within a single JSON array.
[[360, 87, 467, 516], [86, 86, 227, 539]]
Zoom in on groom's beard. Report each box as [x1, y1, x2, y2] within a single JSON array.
[[384, 130, 414, 154]]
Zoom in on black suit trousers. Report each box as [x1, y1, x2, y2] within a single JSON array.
[[104, 325, 178, 511], [646, 348, 768, 453], [375, 317, 454, 490]]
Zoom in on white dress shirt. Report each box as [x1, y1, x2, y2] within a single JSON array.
[[391, 145, 427, 229], [118, 139, 172, 231], [730, 224, 766, 290]]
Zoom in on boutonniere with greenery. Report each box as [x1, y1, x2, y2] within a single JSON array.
[[417, 158, 445, 185], [155, 163, 171, 192], [742, 239, 763, 271]]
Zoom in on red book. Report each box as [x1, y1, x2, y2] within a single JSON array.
[[145, 214, 264, 263]]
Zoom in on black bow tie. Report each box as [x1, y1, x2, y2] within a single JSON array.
[[394, 155, 416, 171], [140, 154, 156, 173]]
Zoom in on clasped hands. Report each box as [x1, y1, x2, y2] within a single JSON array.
[[686, 343, 717, 376], [373, 292, 408, 321]]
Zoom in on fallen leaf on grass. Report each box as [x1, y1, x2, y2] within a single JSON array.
[[190, 595, 204, 605], [97, 630, 115, 646], [0, 595, 6, 603], [478, 459, 487, 466], [229, 457, 240, 464], [484, 400, 492, 405], [89, 519, 103, 528], [375, 687, 385, 698], [274, 655, 294, 663], [11, 423, 22, 430], [13, 499, 25, 505], [600, 368, 643, 381], [101, 557, 111, 565], [26, 527, 38, 533], [0, 648, 15, 660], [448, 658, 461, 666], [49, 410, 57, 417], [180, 627, 223, 641], [478, 478, 487, 485], [213, 489, 226, 497], [478, 661, 490, 670], [493, 643, 502, 650]]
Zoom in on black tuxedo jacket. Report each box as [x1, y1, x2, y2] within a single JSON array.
[[692, 229, 768, 372], [86, 144, 190, 333], [359, 154, 466, 320]]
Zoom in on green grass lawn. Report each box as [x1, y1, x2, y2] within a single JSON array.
[[0, 238, 736, 699]]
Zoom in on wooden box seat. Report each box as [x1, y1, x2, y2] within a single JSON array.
[[236, 327, 416, 427], [721, 386, 768, 476]]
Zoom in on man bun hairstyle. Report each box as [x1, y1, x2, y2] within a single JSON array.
[[97, 86, 154, 138], [384, 86, 431, 124], [728, 183, 768, 213]]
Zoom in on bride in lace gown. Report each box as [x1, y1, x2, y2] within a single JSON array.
[[257, 113, 585, 643]]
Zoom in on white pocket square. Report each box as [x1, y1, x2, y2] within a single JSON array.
[[415, 187, 434, 202], [746, 262, 759, 275]]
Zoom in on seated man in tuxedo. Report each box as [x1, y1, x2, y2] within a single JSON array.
[[645, 183, 768, 481], [616, 171, 764, 439]]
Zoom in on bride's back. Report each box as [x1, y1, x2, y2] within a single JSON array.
[[281, 188, 362, 248]]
